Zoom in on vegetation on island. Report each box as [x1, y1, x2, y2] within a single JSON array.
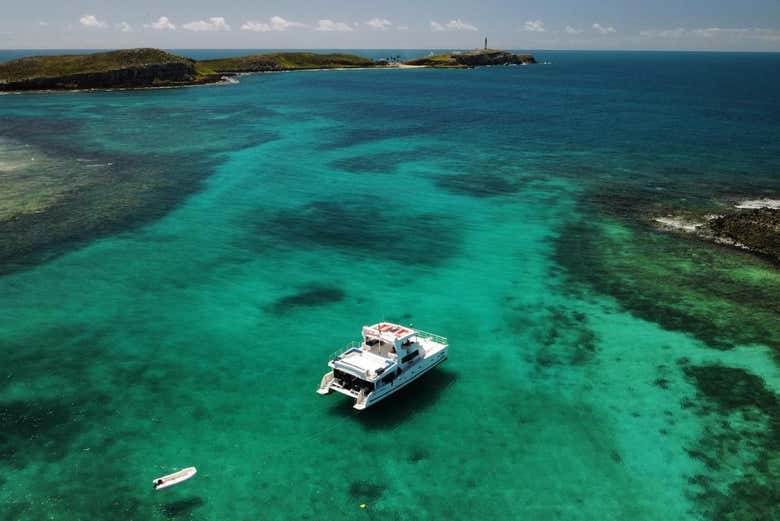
[[0, 48, 221, 91], [0, 49, 194, 81], [0, 47, 538, 92], [404, 49, 537, 67], [201, 52, 375, 73]]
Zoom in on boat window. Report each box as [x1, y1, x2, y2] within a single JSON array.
[[401, 350, 419, 364]]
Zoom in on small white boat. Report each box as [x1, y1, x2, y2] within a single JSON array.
[[318, 322, 448, 410], [152, 467, 197, 490]]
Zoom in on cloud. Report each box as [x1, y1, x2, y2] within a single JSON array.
[[640, 27, 780, 42], [315, 19, 354, 32], [182, 17, 230, 32], [241, 16, 304, 32], [366, 18, 392, 30], [80, 15, 107, 29], [116, 22, 132, 33], [565, 25, 583, 35], [431, 19, 478, 32], [147, 16, 176, 31], [523, 20, 545, 33], [592, 23, 616, 34], [397, 25, 409, 31], [38, 21, 49, 27]]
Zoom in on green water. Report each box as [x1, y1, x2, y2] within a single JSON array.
[[1, 51, 779, 520]]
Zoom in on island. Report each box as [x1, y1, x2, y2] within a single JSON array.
[[0, 47, 537, 92], [0, 48, 219, 91], [198, 52, 374, 73], [404, 49, 537, 67]]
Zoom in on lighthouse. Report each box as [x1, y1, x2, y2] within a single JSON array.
[[484, 37, 487, 50]]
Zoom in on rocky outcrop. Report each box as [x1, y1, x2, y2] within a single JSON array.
[[453, 50, 536, 66], [0, 62, 214, 91], [654, 203, 780, 263], [706, 208, 780, 262], [404, 49, 537, 67]]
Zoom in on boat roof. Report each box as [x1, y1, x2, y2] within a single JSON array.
[[364, 322, 415, 343]]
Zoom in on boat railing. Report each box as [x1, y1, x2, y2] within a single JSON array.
[[413, 329, 448, 346], [328, 341, 362, 362]]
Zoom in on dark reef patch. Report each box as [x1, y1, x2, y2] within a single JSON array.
[[684, 365, 778, 417], [349, 480, 385, 502], [509, 305, 599, 368], [435, 171, 528, 198], [432, 157, 542, 199], [681, 363, 780, 521], [408, 448, 429, 463], [329, 151, 409, 174], [0, 143, 221, 274], [160, 497, 205, 518], [0, 398, 88, 469], [262, 197, 459, 266], [268, 285, 346, 315], [320, 125, 428, 150], [0, 100, 279, 273], [554, 217, 780, 360]]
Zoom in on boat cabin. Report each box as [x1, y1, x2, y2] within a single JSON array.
[[329, 323, 423, 392]]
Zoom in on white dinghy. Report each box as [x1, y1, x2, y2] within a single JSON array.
[[152, 467, 197, 490]]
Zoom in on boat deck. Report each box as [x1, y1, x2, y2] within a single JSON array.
[[333, 348, 393, 379]]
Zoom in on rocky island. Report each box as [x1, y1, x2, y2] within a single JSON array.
[[0, 48, 220, 91], [404, 49, 537, 67], [0, 47, 537, 92]]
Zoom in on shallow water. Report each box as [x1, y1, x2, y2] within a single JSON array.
[[1, 51, 779, 520]]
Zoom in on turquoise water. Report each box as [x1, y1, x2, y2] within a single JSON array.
[[1, 51, 779, 520]]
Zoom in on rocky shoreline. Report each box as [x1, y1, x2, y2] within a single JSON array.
[[654, 200, 780, 263]]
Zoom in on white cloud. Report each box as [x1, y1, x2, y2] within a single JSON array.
[[241, 16, 305, 32], [639, 28, 686, 39], [116, 21, 132, 33], [640, 27, 780, 42], [431, 19, 478, 32], [565, 25, 583, 35], [523, 20, 545, 33], [315, 19, 354, 32], [592, 23, 616, 34], [80, 15, 107, 29], [147, 16, 176, 31], [366, 18, 392, 30], [38, 21, 49, 27], [397, 25, 409, 31], [182, 17, 230, 32]]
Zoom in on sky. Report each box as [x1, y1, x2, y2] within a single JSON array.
[[1, 0, 779, 51]]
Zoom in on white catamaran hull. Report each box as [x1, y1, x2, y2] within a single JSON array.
[[358, 351, 447, 410], [318, 322, 449, 410], [322, 350, 447, 410]]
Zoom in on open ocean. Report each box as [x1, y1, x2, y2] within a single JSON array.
[[1, 50, 779, 520]]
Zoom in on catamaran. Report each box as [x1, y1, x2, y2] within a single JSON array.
[[317, 322, 448, 410]]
